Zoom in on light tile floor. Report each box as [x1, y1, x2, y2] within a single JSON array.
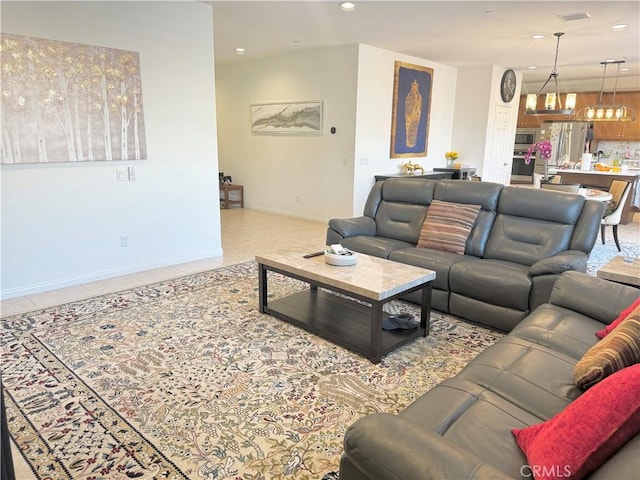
[[1, 209, 328, 317], [3, 209, 640, 317]]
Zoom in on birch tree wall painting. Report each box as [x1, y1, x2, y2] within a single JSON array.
[[0, 34, 147, 164]]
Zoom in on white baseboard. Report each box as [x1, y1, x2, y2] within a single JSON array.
[[1, 249, 223, 300]]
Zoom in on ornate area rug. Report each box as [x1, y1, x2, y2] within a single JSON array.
[[2, 262, 504, 479], [586, 239, 640, 276]]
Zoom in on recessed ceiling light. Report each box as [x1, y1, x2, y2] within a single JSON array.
[[528, 66, 537, 70], [611, 24, 628, 31], [235, 48, 246, 55], [531, 34, 544, 40], [340, 2, 355, 12]]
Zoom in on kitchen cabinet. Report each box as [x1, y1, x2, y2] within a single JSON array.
[[516, 91, 640, 142], [591, 92, 640, 141]]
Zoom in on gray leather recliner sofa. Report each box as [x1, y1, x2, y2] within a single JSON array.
[[339, 272, 640, 479], [326, 178, 605, 331]]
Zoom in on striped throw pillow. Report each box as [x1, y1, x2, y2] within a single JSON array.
[[417, 200, 481, 254], [574, 312, 640, 390]]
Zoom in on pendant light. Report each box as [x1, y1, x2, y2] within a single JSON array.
[[577, 60, 636, 122], [524, 32, 577, 115]]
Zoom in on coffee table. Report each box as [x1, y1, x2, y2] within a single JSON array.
[[256, 251, 435, 364], [597, 256, 640, 287]]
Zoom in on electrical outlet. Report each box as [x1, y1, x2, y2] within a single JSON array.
[[120, 235, 128, 247], [128, 166, 136, 182]]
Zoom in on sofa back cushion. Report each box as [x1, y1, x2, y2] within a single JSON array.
[[433, 180, 503, 257], [484, 187, 585, 265], [374, 178, 436, 243]]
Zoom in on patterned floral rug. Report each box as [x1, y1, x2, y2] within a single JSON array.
[[586, 238, 640, 276], [1, 262, 505, 480]]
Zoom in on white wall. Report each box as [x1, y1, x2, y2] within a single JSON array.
[[353, 45, 458, 215], [0, 1, 221, 299], [216, 45, 358, 222], [453, 65, 522, 179]]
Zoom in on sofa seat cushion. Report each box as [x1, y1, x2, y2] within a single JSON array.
[[453, 337, 582, 418], [450, 259, 531, 310], [510, 303, 603, 360], [399, 377, 542, 478], [389, 247, 478, 291], [340, 236, 413, 259]]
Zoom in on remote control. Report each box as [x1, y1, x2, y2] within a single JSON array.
[[303, 251, 325, 258]]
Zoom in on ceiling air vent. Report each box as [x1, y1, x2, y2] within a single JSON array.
[[558, 11, 591, 22]]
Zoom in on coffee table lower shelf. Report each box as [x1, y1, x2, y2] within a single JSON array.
[[263, 289, 426, 363]]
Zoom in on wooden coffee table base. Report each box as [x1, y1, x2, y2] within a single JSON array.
[[258, 263, 432, 364]]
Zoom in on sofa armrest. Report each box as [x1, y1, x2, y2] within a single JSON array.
[[550, 271, 640, 324], [328, 216, 376, 239], [342, 413, 514, 480], [528, 250, 587, 277]]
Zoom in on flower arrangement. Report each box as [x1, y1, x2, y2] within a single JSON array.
[[445, 151, 459, 161], [524, 140, 552, 165]]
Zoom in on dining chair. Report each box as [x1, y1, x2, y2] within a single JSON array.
[[601, 179, 632, 252], [540, 183, 581, 193]]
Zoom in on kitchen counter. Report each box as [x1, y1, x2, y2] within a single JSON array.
[[550, 168, 640, 176], [549, 169, 640, 224]]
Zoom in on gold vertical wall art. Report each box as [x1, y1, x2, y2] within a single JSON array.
[[390, 61, 433, 158]]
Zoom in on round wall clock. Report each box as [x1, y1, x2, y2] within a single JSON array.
[[500, 69, 517, 103]]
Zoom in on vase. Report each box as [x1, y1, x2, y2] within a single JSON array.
[[446, 158, 455, 168], [404, 79, 422, 148]]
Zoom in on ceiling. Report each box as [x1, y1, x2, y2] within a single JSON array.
[[209, 0, 640, 93]]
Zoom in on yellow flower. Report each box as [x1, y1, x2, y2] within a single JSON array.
[[445, 151, 459, 160]]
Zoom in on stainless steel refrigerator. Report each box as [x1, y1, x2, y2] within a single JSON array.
[[535, 122, 590, 178]]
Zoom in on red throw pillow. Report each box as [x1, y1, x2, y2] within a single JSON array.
[[596, 297, 640, 339], [512, 364, 640, 480]]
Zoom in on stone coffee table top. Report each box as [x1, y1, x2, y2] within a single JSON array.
[[255, 250, 435, 300]]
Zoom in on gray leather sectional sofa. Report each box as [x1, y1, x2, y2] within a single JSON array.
[[339, 272, 640, 479], [326, 178, 605, 331]]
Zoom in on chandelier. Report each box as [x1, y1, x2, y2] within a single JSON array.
[[524, 32, 577, 116], [576, 60, 636, 122]]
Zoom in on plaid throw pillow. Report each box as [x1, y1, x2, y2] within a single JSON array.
[[417, 199, 481, 255], [574, 312, 640, 390]]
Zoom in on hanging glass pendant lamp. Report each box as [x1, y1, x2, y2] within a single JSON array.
[[524, 32, 577, 116], [577, 60, 636, 122]]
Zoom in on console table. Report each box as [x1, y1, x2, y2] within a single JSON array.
[[375, 171, 453, 182], [433, 167, 476, 180], [220, 183, 244, 209]]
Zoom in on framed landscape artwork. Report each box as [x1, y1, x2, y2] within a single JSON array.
[[390, 61, 433, 158], [0, 33, 147, 164], [250, 101, 322, 135]]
